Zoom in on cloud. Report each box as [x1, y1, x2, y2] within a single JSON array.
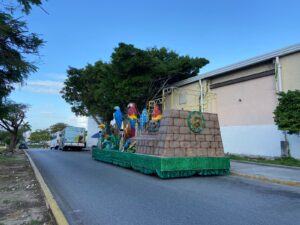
[[21, 80, 64, 95], [43, 73, 67, 81], [66, 115, 88, 129], [39, 111, 56, 116]]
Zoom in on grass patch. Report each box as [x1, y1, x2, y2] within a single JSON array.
[[229, 155, 300, 167], [3, 199, 10, 204], [26, 220, 42, 225], [0, 153, 26, 165], [0, 154, 17, 163]]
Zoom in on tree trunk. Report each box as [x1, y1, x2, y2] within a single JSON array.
[[8, 132, 17, 153], [283, 131, 290, 157]]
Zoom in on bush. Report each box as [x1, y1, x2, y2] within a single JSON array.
[[274, 90, 300, 135]]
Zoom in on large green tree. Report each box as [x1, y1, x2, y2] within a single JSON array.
[[0, 0, 43, 108], [62, 43, 209, 124]]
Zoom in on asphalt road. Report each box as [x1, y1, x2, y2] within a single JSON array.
[[27, 149, 300, 225]]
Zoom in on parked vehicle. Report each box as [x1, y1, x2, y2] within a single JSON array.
[[19, 143, 28, 149], [50, 131, 61, 150], [59, 126, 85, 150]]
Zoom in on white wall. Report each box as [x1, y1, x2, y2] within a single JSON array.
[[220, 125, 282, 157], [220, 124, 300, 159], [288, 134, 300, 159], [86, 117, 99, 148]]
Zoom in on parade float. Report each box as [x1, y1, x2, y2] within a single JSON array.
[[92, 103, 230, 178]]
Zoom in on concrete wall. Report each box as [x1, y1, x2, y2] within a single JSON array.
[[280, 52, 300, 91], [220, 124, 282, 157], [288, 134, 300, 159]]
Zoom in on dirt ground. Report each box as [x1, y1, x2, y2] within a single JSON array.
[[0, 149, 55, 225]]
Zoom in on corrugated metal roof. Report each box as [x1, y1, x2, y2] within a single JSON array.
[[173, 43, 300, 87]]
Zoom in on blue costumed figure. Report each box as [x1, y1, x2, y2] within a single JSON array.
[[140, 108, 149, 132], [113, 106, 123, 132]]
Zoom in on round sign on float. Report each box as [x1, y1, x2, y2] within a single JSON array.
[[187, 111, 206, 133]]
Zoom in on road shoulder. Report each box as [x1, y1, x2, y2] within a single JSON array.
[[25, 150, 69, 225], [231, 161, 300, 187], [0, 149, 55, 225]]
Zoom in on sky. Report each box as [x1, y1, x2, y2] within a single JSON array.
[[9, 0, 300, 130]]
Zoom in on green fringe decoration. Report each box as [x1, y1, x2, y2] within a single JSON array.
[[92, 147, 230, 179]]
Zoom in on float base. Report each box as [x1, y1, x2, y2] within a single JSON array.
[[92, 148, 230, 179]]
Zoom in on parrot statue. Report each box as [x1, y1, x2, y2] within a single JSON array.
[[113, 106, 123, 132], [140, 108, 149, 131], [152, 104, 162, 121], [127, 103, 138, 137]]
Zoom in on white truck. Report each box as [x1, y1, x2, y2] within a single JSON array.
[[59, 126, 86, 150], [50, 131, 61, 150]]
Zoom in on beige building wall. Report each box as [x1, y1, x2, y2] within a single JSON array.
[[211, 75, 277, 126], [280, 52, 300, 91]]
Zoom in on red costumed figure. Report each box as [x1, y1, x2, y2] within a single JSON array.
[[127, 103, 138, 137], [152, 104, 162, 121]]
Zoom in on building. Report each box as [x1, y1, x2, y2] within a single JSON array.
[[162, 43, 300, 159]]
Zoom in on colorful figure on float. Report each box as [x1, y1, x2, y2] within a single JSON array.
[[97, 123, 106, 149], [152, 104, 162, 121], [127, 103, 138, 137], [113, 106, 123, 132], [140, 108, 149, 131]]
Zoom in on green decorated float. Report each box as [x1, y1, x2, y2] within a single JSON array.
[[92, 103, 230, 178]]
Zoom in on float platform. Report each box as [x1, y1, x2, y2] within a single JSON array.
[[92, 147, 230, 179]]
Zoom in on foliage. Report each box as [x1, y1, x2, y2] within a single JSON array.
[[29, 129, 49, 143], [62, 43, 209, 123], [0, 0, 43, 110], [0, 130, 10, 145], [49, 122, 68, 133], [274, 90, 300, 135], [0, 101, 29, 152], [2, 0, 43, 14]]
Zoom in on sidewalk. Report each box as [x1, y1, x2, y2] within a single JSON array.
[[230, 161, 300, 187]]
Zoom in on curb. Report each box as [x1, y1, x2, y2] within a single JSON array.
[[231, 159, 300, 170], [231, 171, 300, 187], [24, 150, 69, 225]]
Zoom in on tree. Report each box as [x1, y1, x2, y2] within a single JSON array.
[[0, 101, 29, 152], [49, 122, 68, 133], [0, 0, 44, 108], [61, 43, 209, 124], [29, 129, 50, 143], [62, 62, 113, 124], [274, 90, 300, 135]]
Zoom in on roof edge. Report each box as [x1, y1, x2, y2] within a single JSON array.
[[173, 43, 300, 87]]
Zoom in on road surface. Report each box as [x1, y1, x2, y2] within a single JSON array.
[[27, 149, 300, 225]]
